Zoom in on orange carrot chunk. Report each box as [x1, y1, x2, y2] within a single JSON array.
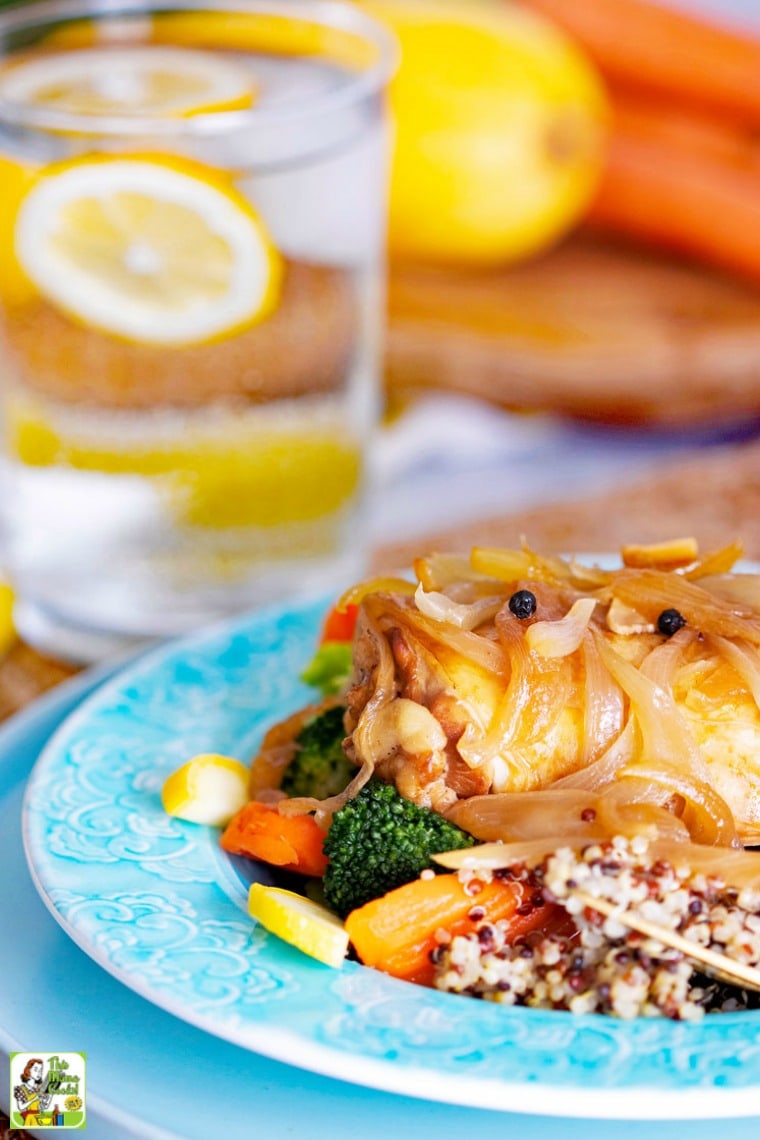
[[345, 872, 572, 987], [221, 800, 328, 878]]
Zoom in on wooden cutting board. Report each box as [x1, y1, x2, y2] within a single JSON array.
[[385, 236, 760, 430]]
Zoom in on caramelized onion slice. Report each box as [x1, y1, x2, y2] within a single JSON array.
[[606, 596, 654, 635], [594, 632, 707, 778], [276, 758, 374, 827], [435, 839, 573, 871], [372, 594, 508, 676], [700, 574, 760, 611], [645, 838, 760, 891], [470, 543, 611, 591], [682, 539, 744, 580], [470, 546, 549, 585], [592, 787, 692, 844], [580, 634, 625, 765], [413, 583, 502, 631], [709, 635, 760, 708], [338, 575, 416, 609], [438, 835, 760, 894], [526, 597, 597, 658], [413, 553, 493, 591], [446, 789, 607, 843], [621, 537, 699, 570], [446, 785, 693, 850], [613, 569, 760, 644], [617, 761, 740, 847]]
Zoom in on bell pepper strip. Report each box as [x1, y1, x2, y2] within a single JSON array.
[[320, 602, 359, 645]]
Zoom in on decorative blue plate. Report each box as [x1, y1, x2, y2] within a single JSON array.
[[21, 593, 760, 1120]]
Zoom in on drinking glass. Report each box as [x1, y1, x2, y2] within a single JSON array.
[[0, 0, 395, 657]]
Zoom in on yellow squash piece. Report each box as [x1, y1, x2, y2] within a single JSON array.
[[161, 753, 250, 826], [248, 883, 349, 968]]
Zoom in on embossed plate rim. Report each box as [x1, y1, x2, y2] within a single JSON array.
[[20, 579, 760, 1120]]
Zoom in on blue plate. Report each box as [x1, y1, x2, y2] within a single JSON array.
[[10, 668, 760, 1138], [20, 594, 760, 1120]]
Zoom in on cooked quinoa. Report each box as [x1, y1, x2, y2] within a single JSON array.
[[432, 836, 760, 1020]]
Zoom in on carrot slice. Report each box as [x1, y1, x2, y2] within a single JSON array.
[[221, 800, 328, 877], [345, 872, 572, 987]]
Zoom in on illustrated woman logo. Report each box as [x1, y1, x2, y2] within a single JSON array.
[[13, 1057, 52, 1124]]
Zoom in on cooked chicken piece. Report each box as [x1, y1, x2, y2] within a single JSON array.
[[342, 563, 760, 842]]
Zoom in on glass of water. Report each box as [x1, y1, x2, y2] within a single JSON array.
[[0, 0, 395, 658]]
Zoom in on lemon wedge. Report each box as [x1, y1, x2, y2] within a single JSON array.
[[0, 45, 256, 117], [248, 883, 349, 968], [161, 753, 250, 826], [12, 154, 282, 346]]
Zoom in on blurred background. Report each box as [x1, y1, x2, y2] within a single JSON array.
[[2, 0, 760, 668], [357, 0, 760, 546]]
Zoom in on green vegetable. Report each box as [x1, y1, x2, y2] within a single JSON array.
[[300, 642, 353, 696], [322, 780, 476, 918], [280, 705, 354, 801]]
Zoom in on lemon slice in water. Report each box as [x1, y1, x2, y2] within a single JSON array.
[[248, 883, 349, 968], [12, 154, 282, 346], [7, 396, 361, 530], [0, 45, 256, 117]]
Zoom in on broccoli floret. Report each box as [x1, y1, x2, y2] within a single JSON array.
[[280, 705, 354, 801], [322, 781, 475, 918], [300, 642, 353, 696]]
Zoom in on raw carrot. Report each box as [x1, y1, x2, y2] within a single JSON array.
[[586, 126, 760, 286], [221, 800, 329, 877], [608, 90, 760, 174], [345, 872, 573, 987], [519, 0, 760, 128]]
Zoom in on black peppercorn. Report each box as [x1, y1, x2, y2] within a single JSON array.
[[509, 589, 537, 619], [657, 608, 686, 637]]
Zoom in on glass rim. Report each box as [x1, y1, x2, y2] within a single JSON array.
[[0, 0, 398, 138]]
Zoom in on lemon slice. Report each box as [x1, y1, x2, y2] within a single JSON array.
[[161, 753, 250, 826], [0, 45, 256, 117], [13, 155, 282, 345], [6, 394, 361, 528], [0, 583, 16, 658], [248, 883, 349, 968]]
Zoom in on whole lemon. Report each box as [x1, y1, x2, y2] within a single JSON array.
[[360, 0, 609, 265]]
